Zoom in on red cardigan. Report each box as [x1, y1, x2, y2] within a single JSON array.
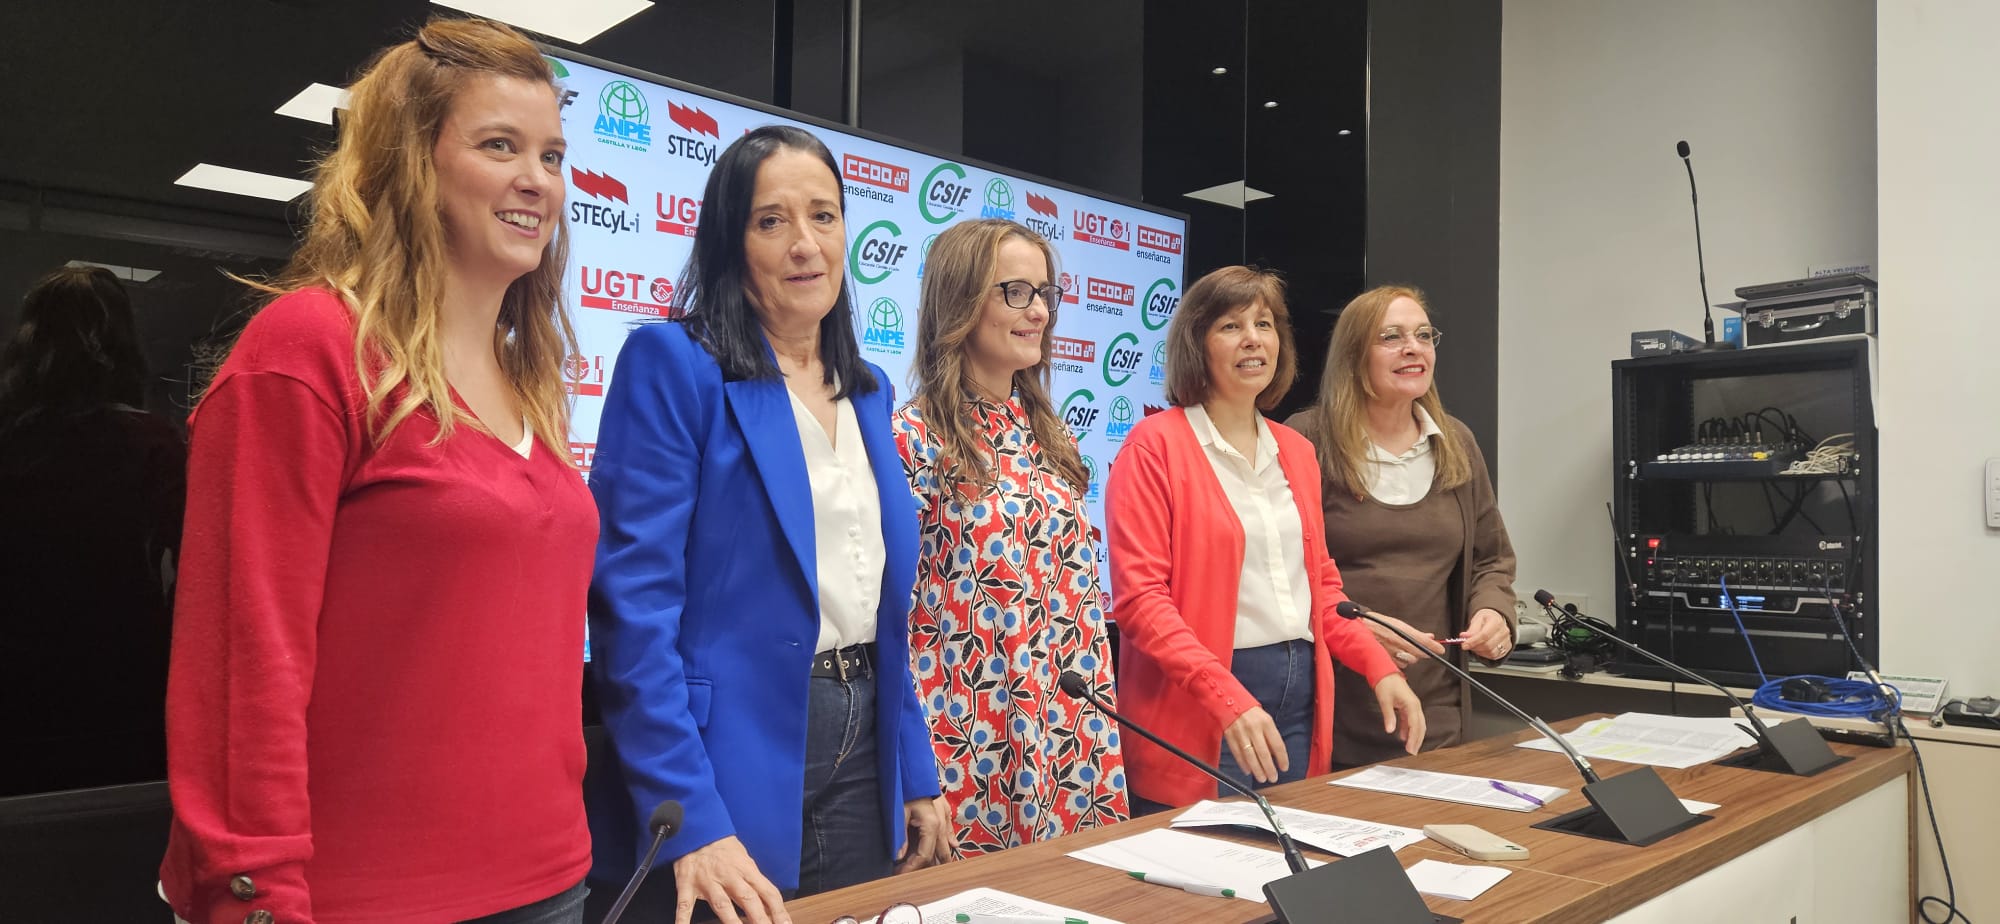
[[160, 289, 596, 924], [1105, 407, 1399, 807]]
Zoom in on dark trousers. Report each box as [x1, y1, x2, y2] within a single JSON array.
[[1131, 638, 1316, 817], [462, 880, 588, 924]]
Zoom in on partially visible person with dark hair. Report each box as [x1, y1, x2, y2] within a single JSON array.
[[1286, 284, 1518, 769], [588, 123, 946, 924], [1105, 266, 1425, 813], [159, 17, 597, 924], [0, 264, 184, 797]]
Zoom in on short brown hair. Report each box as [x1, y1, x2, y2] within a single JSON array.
[[1162, 265, 1296, 410]]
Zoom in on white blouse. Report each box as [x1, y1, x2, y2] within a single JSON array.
[[787, 387, 885, 653], [1359, 405, 1445, 505], [1185, 405, 1315, 649]]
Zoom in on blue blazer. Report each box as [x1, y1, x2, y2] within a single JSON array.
[[585, 321, 940, 889]]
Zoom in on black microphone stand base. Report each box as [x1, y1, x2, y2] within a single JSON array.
[[1713, 718, 1851, 776], [1254, 846, 1461, 924], [1531, 767, 1712, 847]]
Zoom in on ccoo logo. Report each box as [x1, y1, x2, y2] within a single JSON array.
[[1101, 332, 1143, 387]]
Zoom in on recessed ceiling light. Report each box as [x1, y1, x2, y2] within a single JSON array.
[[276, 83, 351, 124], [1183, 180, 1275, 209], [1338, 129, 1352, 136], [175, 164, 313, 202], [430, 0, 652, 43], [1211, 67, 1228, 75], [1262, 101, 1279, 109], [67, 260, 162, 284]]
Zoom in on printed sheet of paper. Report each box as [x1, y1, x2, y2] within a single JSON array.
[[1169, 799, 1426, 856], [1067, 827, 1317, 903], [1513, 712, 1757, 769], [1405, 859, 1511, 901], [864, 887, 1126, 924], [1330, 765, 1568, 812]]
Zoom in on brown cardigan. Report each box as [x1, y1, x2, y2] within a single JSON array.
[[1283, 411, 1519, 765]]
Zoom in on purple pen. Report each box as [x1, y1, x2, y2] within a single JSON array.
[[1489, 779, 1545, 807]]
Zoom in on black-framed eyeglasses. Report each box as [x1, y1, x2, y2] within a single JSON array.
[[993, 279, 1063, 310], [827, 901, 923, 924], [1376, 324, 1442, 349]]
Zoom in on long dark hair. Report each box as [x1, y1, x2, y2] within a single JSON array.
[[0, 265, 148, 431], [673, 124, 875, 397]]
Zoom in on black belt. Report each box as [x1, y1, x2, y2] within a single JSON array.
[[811, 643, 876, 681]]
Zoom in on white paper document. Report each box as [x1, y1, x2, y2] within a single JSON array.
[[1405, 859, 1511, 901], [874, 887, 1126, 924], [1169, 799, 1426, 856], [1330, 765, 1568, 812], [1066, 827, 1316, 903], [1513, 712, 1757, 769]]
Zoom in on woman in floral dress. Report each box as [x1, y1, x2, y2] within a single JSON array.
[[894, 219, 1128, 856]]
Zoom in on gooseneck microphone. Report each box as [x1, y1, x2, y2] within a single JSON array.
[[1533, 590, 1845, 776], [1335, 601, 1704, 846], [601, 800, 685, 924], [1677, 140, 1735, 351], [1058, 671, 1308, 874]]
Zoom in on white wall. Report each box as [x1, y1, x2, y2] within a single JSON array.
[[1876, 0, 2000, 695], [1497, 1, 1877, 635]]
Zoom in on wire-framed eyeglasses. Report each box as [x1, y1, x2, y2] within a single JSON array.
[[993, 279, 1064, 310], [1376, 325, 1443, 349], [826, 901, 923, 924]]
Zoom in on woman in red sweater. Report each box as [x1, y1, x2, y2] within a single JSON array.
[[160, 19, 595, 924], [1105, 266, 1426, 811]]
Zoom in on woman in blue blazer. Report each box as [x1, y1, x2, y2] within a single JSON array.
[[587, 125, 947, 924]]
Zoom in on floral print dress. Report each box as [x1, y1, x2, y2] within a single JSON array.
[[893, 394, 1128, 855]]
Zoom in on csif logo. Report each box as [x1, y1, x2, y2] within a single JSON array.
[[564, 354, 606, 396], [1051, 336, 1097, 364], [568, 167, 640, 235], [1141, 278, 1179, 331], [578, 265, 676, 317], [847, 220, 909, 285], [1061, 388, 1100, 439], [916, 233, 940, 278], [661, 99, 722, 165], [1148, 340, 1167, 385], [593, 81, 651, 151], [1081, 454, 1102, 502], [1101, 332, 1143, 387], [1105, 396, 1136, 442], [863, 297, 906, 353], [655, 192, 702, 237], [980, 178, 1015, 220], [1137, 225, 1183, 255], [919, 162, 974, 223], [1071, 209, 1130, 250]]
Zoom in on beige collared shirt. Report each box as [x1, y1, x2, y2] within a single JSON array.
[[787, 387, 885, 653], [1360, 405, 1445, 505]]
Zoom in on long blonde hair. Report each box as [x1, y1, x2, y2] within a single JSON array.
[[1307, 285, 1471, 497], [906, 219, 1086, 494], [252, 17, 577, 460]]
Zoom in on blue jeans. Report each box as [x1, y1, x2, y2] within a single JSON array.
[[1213, 639, 1316, 796], [461, 880, 588, 924], [795, 674, 892, 898]]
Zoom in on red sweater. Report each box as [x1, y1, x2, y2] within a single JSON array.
[[160, 289, 596, 924], [1104, 408, 1400, 807]]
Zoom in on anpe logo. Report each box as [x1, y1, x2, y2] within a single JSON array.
[[568, 168, 639, 235], [1051, 336, 1097, 363], [579, 265, 675, 316], [655, 193, 702, 237], [847, 220, 909, 285], [661, 100, 722, 165], [1081, 454, 1102, 502], [593, 81, 651, 151], [1148, 340, 1167, 385], [917, 233, 940, 278], [1141, 278, 1179, 331], [1061, 388, 1100, 439], [863, 297, 906, 353], [920, 162, 974, 224], [1072, 209, 1130, 250], [981, 178, 1015, 220], [1105, 396, 1136, 442], [1023, 190, 1064, 241], [1137, 225, 1183, 255], [1101, 332, 1143, 387], [1058, 272, 1080, 305], [667, 101, 719, 138], [564, 354, 606, 396], [843, 154, 910, 192]]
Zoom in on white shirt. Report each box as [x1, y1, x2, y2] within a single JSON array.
[[1359, 405, 1444, 505], [787, 387, 885, 652], [511, 418, 535, 459], [1185, 405, 1315, 648]]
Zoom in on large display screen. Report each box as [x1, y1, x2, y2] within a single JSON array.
[[546, 50, 1187, 607]]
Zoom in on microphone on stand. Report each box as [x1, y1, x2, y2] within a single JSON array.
[[1058, 672, 1452, 924], [601, 800, 684, 924], [1533, 590, 1846, 776], [1677, 140, 1737, 351], [1334, 602, 1705, 846]]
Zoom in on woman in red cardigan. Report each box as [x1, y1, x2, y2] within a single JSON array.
[[1105, 266, 1426, 811]]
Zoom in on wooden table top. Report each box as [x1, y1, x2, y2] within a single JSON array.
[[782, 714, 1912, 924]]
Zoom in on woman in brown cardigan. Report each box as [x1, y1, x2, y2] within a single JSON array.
[[1285, 285, 1519, 768]]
